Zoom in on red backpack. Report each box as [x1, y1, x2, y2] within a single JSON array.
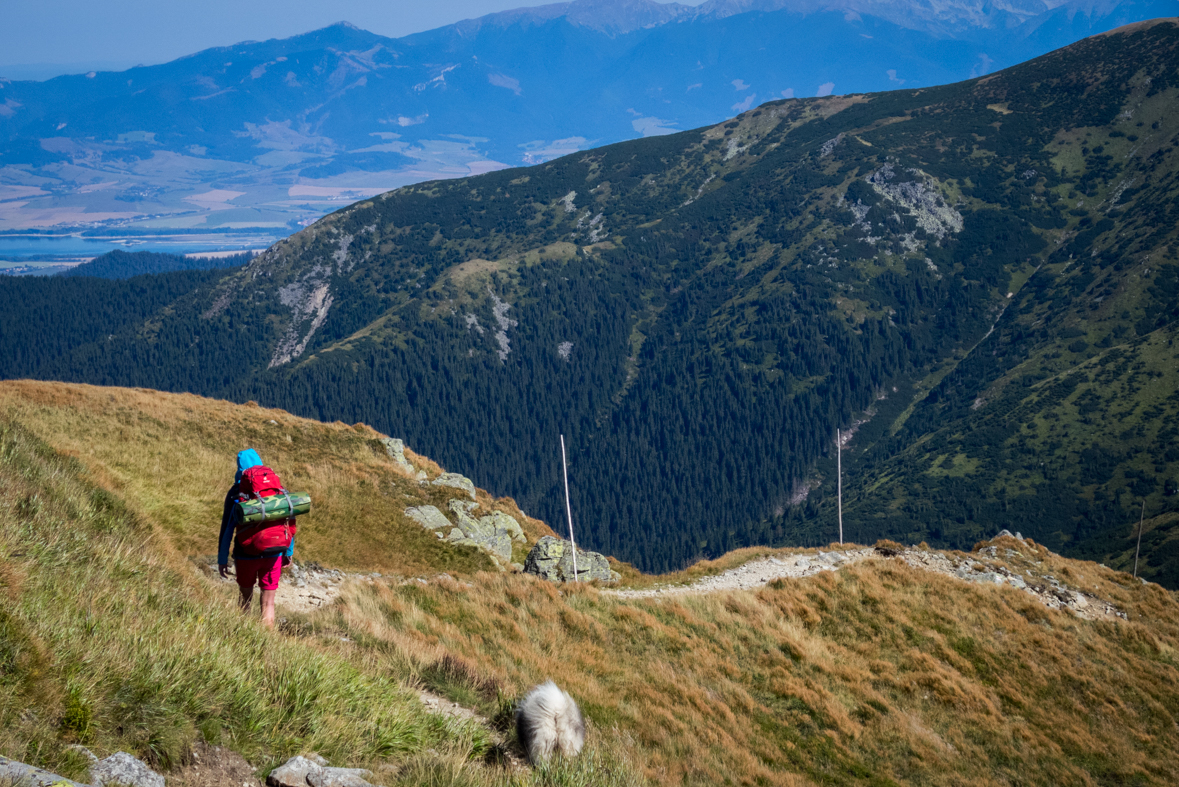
[[235, 465, 298, 555]]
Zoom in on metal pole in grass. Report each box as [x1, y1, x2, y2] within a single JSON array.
[[1134, 499, 1146, 579], [837, 428, 844, 546], [561, 434, 579, 582]]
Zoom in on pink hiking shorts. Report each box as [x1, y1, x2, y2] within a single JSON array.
[[235, 555, 283, 591]]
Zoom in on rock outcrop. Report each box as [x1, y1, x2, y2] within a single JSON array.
[[444, 500, 512, 561], [405, 505, 452, 533], [524, 536, 620, 583], [0, 754, 88, 787], [482, 510, 526, 543], [379, 437, 426, 480], [405, 501, 526, 565], [431, 472, 476, 499]]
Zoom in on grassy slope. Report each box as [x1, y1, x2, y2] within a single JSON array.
[[4, 383, 1179, 785], [332, 539, 1179, 786], [844, 322, 1179, 583], [0, 390, 641, 786], [0, 381, 556, 576], [0, 411, 464, 779]]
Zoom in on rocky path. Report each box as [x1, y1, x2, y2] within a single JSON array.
[[208, 561, 384, 614], [246, 538, 1128, 624], [416, 689, 486, 723], [613, 548, 877, 598], [610, 538, 1128, 622]]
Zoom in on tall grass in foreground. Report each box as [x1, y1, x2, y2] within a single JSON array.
[[0, 416, 460, 780]]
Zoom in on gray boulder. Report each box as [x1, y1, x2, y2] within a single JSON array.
[[382, 437, 427, 480], [483, 530, 514, 562], [407, 499, 522, 564], [448, 499, 488, 536], [444, 500, 512, 561], [482, 510, 526, 543], [268, 756, 376, 787], [405, 505, 452, 532], [380, 437, 415, 471], [90, 752, 165, 787], [379, 436, 404, 461], [268, 755, 320, 787], [0, 755, 88, 787], [524, 536, 620, 583], [307, 767, 376, 787], [432, 472, 476, 499]]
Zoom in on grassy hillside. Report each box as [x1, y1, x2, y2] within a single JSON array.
[[333, 546, 1179, 786], [5, 385, 1179, 785], [838, 321, 1179, 585], [0, 409, 468, 780], [0, 388, 639, 786], [0, 381, 557, 576]]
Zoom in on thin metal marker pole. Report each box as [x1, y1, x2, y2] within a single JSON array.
[[1134, 499, 1145, 579], [837, 428, 844, 546], [561, 434, 579, 582]]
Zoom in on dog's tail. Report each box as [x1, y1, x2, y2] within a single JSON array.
[[515, 681, 586, 763]]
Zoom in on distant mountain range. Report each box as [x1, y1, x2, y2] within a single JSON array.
[[0, 0, 1173, 232]]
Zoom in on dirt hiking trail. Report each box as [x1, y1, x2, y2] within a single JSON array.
[[609, 541, 1129, 622]]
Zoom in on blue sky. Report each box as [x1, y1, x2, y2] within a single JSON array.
[[1, 0, 705, 76]]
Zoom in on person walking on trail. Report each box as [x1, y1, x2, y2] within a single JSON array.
[[218, 449, 295, 628]]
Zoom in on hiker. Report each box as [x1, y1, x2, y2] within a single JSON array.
[[218, 449, 296, 628]]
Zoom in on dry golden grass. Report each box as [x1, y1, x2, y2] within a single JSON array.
[[0, 409, 645, 787], [7, 381, 1179, 785], [0, 381, 555, 576], [324, 553, 1179, 786]]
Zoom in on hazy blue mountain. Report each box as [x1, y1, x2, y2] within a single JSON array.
[[0, 0, 1171, 234]]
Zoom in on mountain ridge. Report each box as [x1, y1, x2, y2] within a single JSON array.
[[1, 0, 1171, 234]]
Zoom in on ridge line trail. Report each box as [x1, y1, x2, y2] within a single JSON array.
[[610, 548, 878, 598], [608, 546, 1129, 621]]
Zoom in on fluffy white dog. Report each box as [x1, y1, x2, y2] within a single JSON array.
[[515, 681, 586, 762]]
